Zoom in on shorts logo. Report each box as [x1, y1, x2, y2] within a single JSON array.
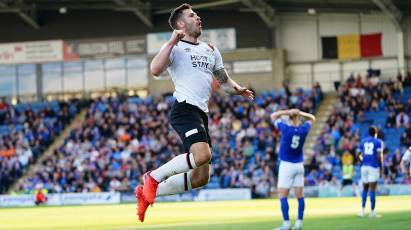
[[185, 128, 198, 137]]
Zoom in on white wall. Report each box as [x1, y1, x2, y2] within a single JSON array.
[[342, 60, 369, 81], [371, 59, 399, 78], [403, 18, 410, 75], [279, 13, 409, 91], [279, 15, 318, 62], [288, 63, 340, 92], [288, 58, 400, 91], [279, 13, 399, 63], [312, 63, 340, 91], [361, 15, 398, 57], [319, 14, 360, 36], [287, 64, 312, 89], [405, 18, 411, 57]]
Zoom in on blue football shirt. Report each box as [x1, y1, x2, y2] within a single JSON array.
[[274, 119, 311, 163], [357, 136, 383, 168]]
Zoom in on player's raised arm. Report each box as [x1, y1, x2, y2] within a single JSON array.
[[298, 111, 316, 122], [150, 30, 185, 76], [270, 109, 298, 122], [213, 68, 254, 100]]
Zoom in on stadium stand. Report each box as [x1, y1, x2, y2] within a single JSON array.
[[14, 86, 319, 198], [0, 99, 82, 193], [311, 72, 411, 187], [5, 73, 411, 197]]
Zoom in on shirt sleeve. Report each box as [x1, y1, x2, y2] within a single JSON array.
[[303, 121, 312, 132], [402, 149, 411, 163], [212, 45, 224, 72], [274, 119, 286, 131], [356, 141, 364, 153], [159, 42, 176, 65]]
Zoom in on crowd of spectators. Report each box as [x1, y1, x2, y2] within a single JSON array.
[[15, 84, 320, 198], [0, 99, 81, 193], [311, 72, 411, 188], [6, 71, 411, 198]]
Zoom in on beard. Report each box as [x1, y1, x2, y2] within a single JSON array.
[[187, 24, 201, 38], [192, 30, 201, 38]]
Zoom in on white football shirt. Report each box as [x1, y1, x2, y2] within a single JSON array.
[[402, 146, 411, 176], [164, 40, 224, 112]]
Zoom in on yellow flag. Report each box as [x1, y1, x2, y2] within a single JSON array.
[[337, 34, 360, 59]]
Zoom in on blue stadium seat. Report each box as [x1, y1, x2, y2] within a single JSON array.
[[205, 176, 221, 189]]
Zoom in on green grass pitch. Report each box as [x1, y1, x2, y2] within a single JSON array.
[[1, 196, 411, 230]]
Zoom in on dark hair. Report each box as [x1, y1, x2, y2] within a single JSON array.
[[369, 126, 377, 136], [169, 3, 192, 29]]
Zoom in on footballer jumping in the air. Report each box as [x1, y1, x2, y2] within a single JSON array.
[[135, 3, 254, 223]]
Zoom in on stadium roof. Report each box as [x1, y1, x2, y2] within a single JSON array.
[[0, 0, 410, 29]]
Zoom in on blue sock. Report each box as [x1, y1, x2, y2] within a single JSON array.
[[361, 190, 367, 208], [280, 197, 289, 221], [370, 191, 376, 211], [298, 197, 305, 220]]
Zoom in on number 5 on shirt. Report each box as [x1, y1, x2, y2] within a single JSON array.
[[291, 135, 300, 149]]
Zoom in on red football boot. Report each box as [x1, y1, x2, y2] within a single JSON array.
[[135, 186, 150, 222], [142, 172, 159, 205]]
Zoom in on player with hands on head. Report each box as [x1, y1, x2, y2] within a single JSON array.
[[270, 108, 315, 230]]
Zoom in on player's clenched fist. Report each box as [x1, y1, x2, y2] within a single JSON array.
[[170, 30, 185, 45]]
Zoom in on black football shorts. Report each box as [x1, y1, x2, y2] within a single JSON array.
[[169, 100, 212, 153]]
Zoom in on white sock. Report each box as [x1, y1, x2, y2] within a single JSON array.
[[295, 219, 303, 226], [157, 172, 192, 196], [283, 221, 290, 227], [150, 153, 197, 182]]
